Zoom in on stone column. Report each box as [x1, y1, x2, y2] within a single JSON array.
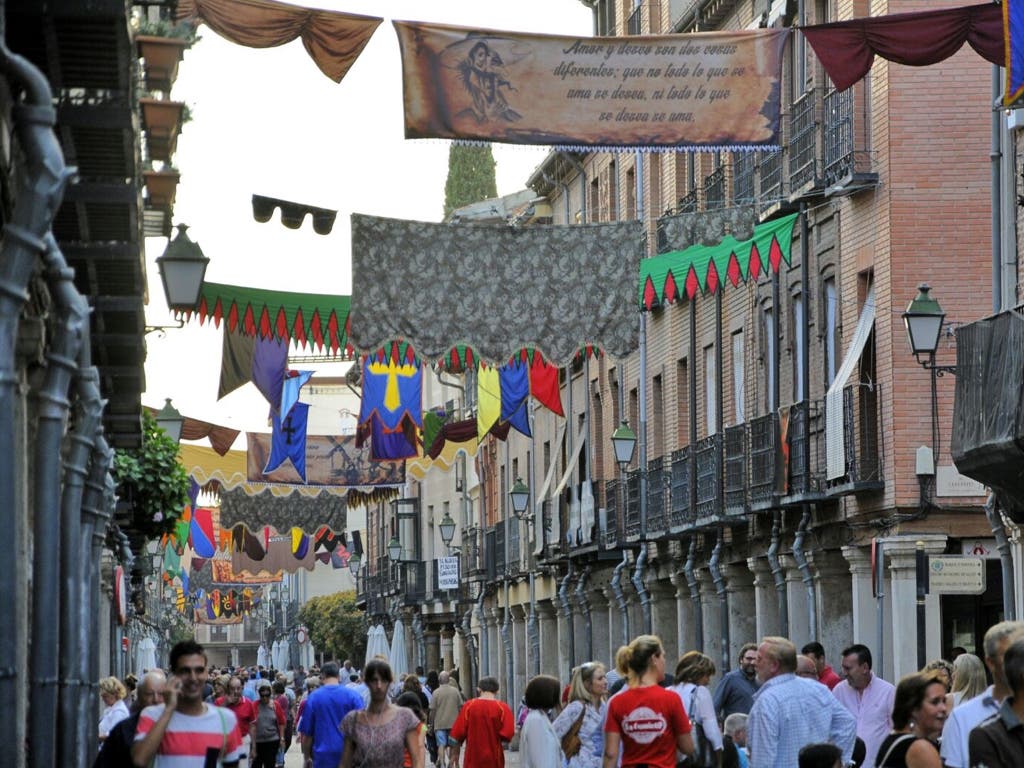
[[537, 601, 560, 679], [724, 561, 756, 672], [602, 586, 625, 660], [590, 587, 611, 667], [881, 535, 947, 680], [809, 548, 853, 661], [697, 568, 722, 671], [841, 544, 879, 669], [671, 571, 695, 655], [511, 604, 527, 706], [425, 630, 442, 672], [747, 556, 779, 640], [557, 588, 575, 684], [650, 577, 678, 652], [781, 554, 811, 648], [487, 606, 502, 680]]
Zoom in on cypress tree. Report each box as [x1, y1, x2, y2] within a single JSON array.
[[443, 143, 498, 219]]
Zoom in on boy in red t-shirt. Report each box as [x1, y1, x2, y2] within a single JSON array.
[[605, 684, 692, 768], [449, 676, 515, 768]]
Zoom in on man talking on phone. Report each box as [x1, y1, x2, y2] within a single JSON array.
[[133, 639, 245, 768]]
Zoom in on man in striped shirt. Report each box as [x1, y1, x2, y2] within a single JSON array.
[[133, 639, 245, 768]]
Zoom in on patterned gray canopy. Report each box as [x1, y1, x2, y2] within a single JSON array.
[[350, 214, 644, 365]]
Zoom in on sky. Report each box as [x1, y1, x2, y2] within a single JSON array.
[[143, 0, 593, 442]]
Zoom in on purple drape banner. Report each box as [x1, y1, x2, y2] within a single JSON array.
[[394, 21, 789, 150]]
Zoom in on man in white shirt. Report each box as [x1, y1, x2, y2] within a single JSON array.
[[940, 620, 1024, 768], [832, 643, 895, 768]]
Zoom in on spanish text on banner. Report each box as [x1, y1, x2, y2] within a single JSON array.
[[394, 21, 789, 150]]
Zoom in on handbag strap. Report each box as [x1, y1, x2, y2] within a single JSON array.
[[877, 734, 915, 767]]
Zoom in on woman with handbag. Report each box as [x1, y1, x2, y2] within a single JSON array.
[[604, 635, 695, 768], [553, 662, 608, 768], [671, 652, 723, 767], [875, 671, 947, 768], [519, 675, 563, 768]]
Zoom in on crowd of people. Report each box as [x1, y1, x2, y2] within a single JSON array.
[[93, 620, 1024, 768]]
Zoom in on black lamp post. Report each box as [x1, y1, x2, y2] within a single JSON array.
[[438, 511, 457, 548], [348, 551, 362, 576], [509, 477, 530, 519], [157, 224, 209, 311], [611, 420, 638, 469], [154, 397, 184, 445], [388, 534, 402, 563]]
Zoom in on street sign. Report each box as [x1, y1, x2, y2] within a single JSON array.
[[437, 556, 459, 590], [928, 555, 986, 595]]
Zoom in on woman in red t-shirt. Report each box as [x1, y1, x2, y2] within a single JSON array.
[[603, 635, 695, 768]]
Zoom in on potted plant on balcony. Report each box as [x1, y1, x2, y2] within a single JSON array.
[[135, 19, 197, 93], [143, 164, 181, 209], [140, 98, 186, 162]]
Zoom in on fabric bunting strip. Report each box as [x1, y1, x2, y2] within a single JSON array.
[[394, 21, 789, 150], [246, 432, 405, 487], [176, 0, 382, 83], [264, 401, 309, 480], [184, 281, 352, 355], [219, 486, 347, 537], [350, 214, 643, 365], [638, 212, 799, 309], [801, 2, 1002, 94], [189, 507, 217, 559], [359, 357, 424, 431]]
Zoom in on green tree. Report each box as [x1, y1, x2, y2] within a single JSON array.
[[297, 590, 367, 664], [443, 143, 497, 219], [112, 410, 190, 540]]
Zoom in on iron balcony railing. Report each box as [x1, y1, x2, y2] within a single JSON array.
[[695, 433, 723, 522], [786, 400, 825, 499], [822, 87, 875, 190], [733, 151, 757, 205], [703, 165, 727, 210], [749, 412, 779, 509], [669, 446, 693, 530], [507, 517, 521, 576], [624, 469, 642, 540], [402, 561, 426, 605], [602, 479, 621, 549], [484, 527, 497, 582], [724, 424, 748, 516], [759, 149, 784, 212], [789, 89, 819, 194], [678, 188, 699, 213], [824, 382, 884, 492], [646, 456, 668, 536]]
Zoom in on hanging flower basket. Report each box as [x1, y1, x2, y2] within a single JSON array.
[[143, 168, 181, 208], [140, 98, 185, 162], [136, 35, 189, 93]]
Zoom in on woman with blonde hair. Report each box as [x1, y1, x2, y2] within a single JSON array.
[[948, 652, 987, 707], [553, 662, 608, 768], [98, 676, 130, 741], [603, 635, 694, 768], [671, 651, 722, 767]]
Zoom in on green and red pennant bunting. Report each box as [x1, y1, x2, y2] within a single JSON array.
[[639, 212, 799, 310], [183, 282, 353, 355]]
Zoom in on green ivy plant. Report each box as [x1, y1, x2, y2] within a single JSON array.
[[112, 410, 190, 540]]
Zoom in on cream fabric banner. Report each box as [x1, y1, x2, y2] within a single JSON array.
[[394, 21, 789, 150]]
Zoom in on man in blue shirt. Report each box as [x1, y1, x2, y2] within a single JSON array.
[[713, 643, 761, 719], [941, 620, 1024, 768], [747, 636, 855, 768], [301, 661, 365, 768]]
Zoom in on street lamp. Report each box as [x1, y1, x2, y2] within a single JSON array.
[[388, 534, 402, 562], [509, 477, 530, 519], [348, 551, 362, 576], [157, 224, 209, 312], [611, 420, 638, 469], [438, 511, 457, 547], [154, 398, 184, 445]]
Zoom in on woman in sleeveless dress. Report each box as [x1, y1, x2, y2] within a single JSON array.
[[340, 659, 424, 768], [876, 671, 948, 768]]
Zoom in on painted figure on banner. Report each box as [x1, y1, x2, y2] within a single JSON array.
[[455, 38, 522, 123]]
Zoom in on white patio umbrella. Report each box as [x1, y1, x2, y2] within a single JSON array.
[[135, 635, 158, 673], [389, 619, 408, 677], [257, 643, 270, 669], [365, 624, 388, 666], [276, 637, 290, 671], [271, 639, 281, 670]]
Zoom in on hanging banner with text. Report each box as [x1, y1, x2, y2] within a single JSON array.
[[437, 556, 460, 590], [394, 21, 789, 151]]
